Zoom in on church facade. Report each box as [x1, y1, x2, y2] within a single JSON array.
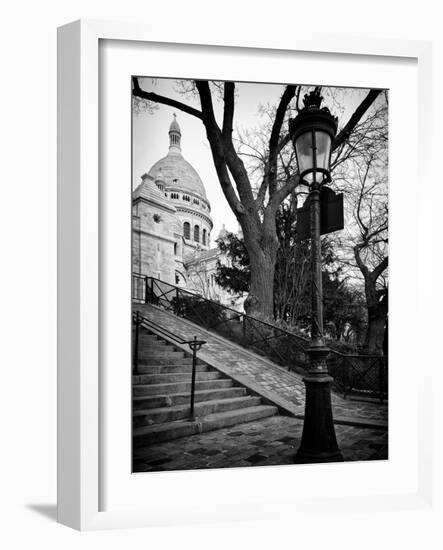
[[132, 115, 245, 311]]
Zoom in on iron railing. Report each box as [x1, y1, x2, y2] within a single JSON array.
[[327, 351, 388, 402], [132, 310, 206, 418], [132, 274, 388, 402]]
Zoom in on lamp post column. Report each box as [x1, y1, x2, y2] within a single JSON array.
[[288, 88, 344, 463], [310, 184, 324, 350], [294, 181, 344, 464]]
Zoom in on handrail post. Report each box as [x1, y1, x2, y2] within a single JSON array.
[[190, 337, 197, 419], [133, 311, 140, 376], [379, 357, 384, 404], [188, 336, 202, 421], [145, 276, 149, 304]]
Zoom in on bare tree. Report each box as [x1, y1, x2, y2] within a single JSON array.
[[186, 257, 219, 301], [321, 92, 388, 353], [332, 150, 388, 354], [133, 78, 382, 319], [352, 163, 388, 354]]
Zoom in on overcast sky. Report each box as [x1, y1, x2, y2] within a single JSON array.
[[132, 78, 372, 240]]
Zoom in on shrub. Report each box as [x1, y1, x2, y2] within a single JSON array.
[[171, 294, 226, 330]]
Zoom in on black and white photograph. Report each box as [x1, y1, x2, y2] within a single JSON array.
[[4, 0, 442, 542], [5, 0, 442, 542], [131, 77, 388, 472]]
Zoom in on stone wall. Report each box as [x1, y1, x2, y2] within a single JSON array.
[[132, 200, 177, 284]]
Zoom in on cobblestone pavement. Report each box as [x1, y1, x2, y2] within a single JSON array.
[[135, 303, 388, 426], [133, 415, 388, 472]]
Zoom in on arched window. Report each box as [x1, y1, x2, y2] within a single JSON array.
[[202, 229, 207, 246], [194, 225, 200, 243], [174, 242, 178, 255], [183, 222, 190, 240]]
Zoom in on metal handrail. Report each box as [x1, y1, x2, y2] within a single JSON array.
[[133, 274, 387, 402], [132, 310, 206, 419], [133, 273, 310, 346]]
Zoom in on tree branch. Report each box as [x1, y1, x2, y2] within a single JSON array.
[[192, 80, 247, 218], [277, 133, 292, 153], [266, 85, 296, 198], [333, 89, 382, 151], [268, 174, 300, 212], [196, 81, 256, 213], [195, 80, 218, 126], [355, 163, 370, 235], [132, 77, 203, 119], [372, 256, 388, 281], [255, 91, 295, 210], [365, 223, 388, 244], [354, 244, 369, 278], [222, 81, 235, 140]]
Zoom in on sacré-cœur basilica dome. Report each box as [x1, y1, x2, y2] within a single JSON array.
[[132, 114, 214, 286], [148, 115, 208, 201]]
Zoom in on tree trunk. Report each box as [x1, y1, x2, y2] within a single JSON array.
[[363, 286, 388, 354], [364, 308, 386, 355], [244, 250, 276, 319], [354, 247, 388, 356], [242, 210, 279, 319]]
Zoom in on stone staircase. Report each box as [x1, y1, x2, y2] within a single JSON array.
[[133, 328, 278, 450]]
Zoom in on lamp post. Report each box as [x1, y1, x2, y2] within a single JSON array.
[[289, 88, 344, 463]]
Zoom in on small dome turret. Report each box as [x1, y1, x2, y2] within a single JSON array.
[[217, 224, 229, 242], [168, 113, 182, 152], [155, 168, 166, 192]]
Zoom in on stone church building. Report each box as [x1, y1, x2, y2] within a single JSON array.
[[132, 115, 245, 311]]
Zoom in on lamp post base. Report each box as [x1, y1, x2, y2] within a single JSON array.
[[294, 370, 344, 464]]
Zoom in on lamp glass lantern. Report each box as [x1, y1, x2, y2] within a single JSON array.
[[290, 90, 338, 186]]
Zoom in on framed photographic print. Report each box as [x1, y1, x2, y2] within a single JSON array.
[[57, 19, 433, 530], [130, 77, 388, 472]]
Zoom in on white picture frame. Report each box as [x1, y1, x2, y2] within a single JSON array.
[[57, 19, 433, 531]]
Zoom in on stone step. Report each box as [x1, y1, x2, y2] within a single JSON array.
[[136, 364, 209, 375], [136, 334, 195, 352], [133, 387, 247, 410], [139, 343, 176, 355], [134, 340, 170, 349], [133, 405, 278, 446], [134, 335, 164, 343], [138, 356, 198, 366], [133, 396, 262, 427], [138, 350, 185, 358], [132, 371, 222, 385], [133, 378, 234, 397], [133, 336, 169, 344]]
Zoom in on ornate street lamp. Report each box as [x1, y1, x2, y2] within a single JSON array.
[[289, 88, 344, 463]]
